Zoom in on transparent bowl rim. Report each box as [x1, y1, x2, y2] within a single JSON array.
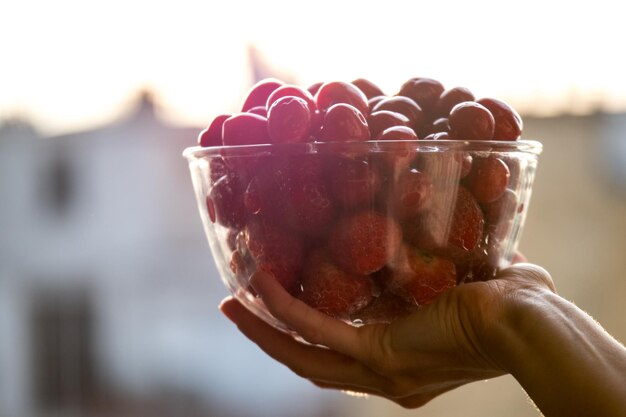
[[183, 139, 543, 160]]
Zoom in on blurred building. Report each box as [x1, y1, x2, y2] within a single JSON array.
[[1, 93, 625, 417], [0, 93, 340, 417]]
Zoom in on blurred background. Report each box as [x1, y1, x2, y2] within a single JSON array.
[[1, 0, 625, 416]]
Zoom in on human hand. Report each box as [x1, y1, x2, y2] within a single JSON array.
[[219, 256, 555, 408]]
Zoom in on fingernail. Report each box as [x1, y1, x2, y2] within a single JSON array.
[[218, 296, 234, 311]]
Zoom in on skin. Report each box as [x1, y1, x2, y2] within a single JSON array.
[[219, 257, 626, 416]]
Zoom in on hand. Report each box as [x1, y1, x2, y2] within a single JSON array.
[[219, 256, 555, 408]]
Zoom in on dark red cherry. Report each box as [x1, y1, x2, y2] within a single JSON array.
[[267, 85, 316, 114], [463, 156, 510, 204], [315, 81, 369, 117], [307, 82, 323, 96], [328, 158, 381, 209], [318, 103, 370, 142], [241, 78, 284, 111], [267, 96, 311, 144], [435, 87, 475, 118], [372, 96, 425, 132], [376, 125, 418, 140], [198, 114, 230, 147], [247, 106, 267, 117], [476, 98, 523, 140], [423, 131, 451, 140], [397, 77, 445, 115], [368, 95, 386, 111], [448, 102, 495, 140], [351, 78, 385, 99], [222, 113, 270, 146], [367, 110, 410, 138]]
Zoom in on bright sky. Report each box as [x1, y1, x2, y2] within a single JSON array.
[[1, 0, 625, 135]]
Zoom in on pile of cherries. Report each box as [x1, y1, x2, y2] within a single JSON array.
[[199, 77, 525, 324]]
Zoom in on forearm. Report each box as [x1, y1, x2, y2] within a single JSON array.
[[492, 288, 626, 417]]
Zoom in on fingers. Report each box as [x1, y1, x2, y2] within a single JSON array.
[[219, 296, 388, 394], [497, 263, 556, 293], [249, 271, 378, 362]]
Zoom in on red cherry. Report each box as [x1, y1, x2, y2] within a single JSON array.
[[267, 96, 311, 143], [222, 113, 270, 146], [198, 113, 231, 147], [477, 98, 523, 140], [318, 103, 370, 142], [241, 78, 284, 111], [463, 156, 510, 204], [367, 110, 410, 138], [423, 132, 451, 140], [351, 78, 385, 99], [315, 81, 369, 117], [307, 81, 323, 96], [482, 188, 519, 241], [397, 77, 445, 115], [283, 156, 336, 237], [373, 127, 418, 173], [372, 96, 425, 132], [246, 106, 267, 117], [435, 87, 475, 118], [423, 117, 450, 136], [448, 102, 495, 140], [209, 174, 247, 228], [368, 95, 387, 111], [376, 125, 418, 140], [267, 85, 316, 114], [328, 157, 381, 209]]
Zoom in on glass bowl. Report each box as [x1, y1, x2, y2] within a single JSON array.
[[184, 140, 542, 332]]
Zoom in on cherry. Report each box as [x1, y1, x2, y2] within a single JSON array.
[[423, 132, 451, 140], [198, 114, 230, 147], [315, 81, 369, 117], [424, 117, 450, 136], [328, 157, 381, 209], [376, 125, 418, 140], [397, 77, 445, 115], [241, 78, 284, 111], [374, 126, 418, 173], [448, 102, 495, 140], [435, 87, 475, 118], [267, 85, 316, 114], [267, 96, 311, 143], [209, 174, 247, 228], [307, 81, 323, 96], [367, 110, 410, 138], [482, 188, 519, 241], [222, 113, 270, 146], [463, 156, 510, 204], [372, 96, 425, 132], [368, 95, 386, 111], [477, 98, 523, 140], [351, 78, 385, 99], [246, 106, 267, 117], [318, 103, 370, 142]]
